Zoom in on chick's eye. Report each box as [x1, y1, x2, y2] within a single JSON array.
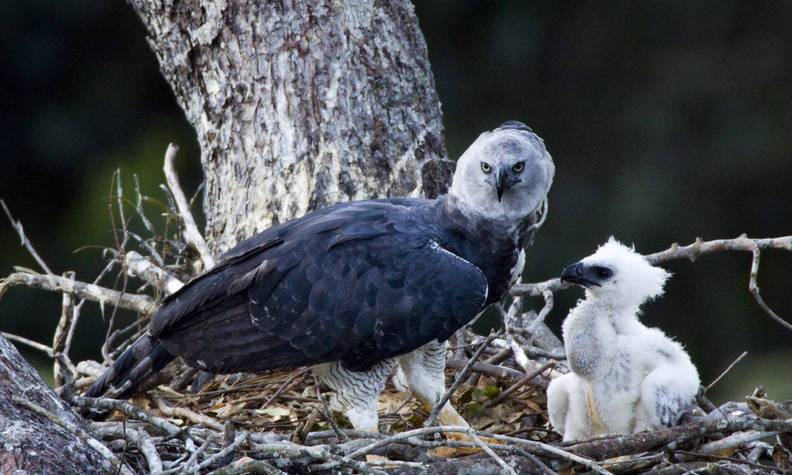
[[512, 161, 525, 173], [597, 267, 613, 279], [480, 162, 492, 174]]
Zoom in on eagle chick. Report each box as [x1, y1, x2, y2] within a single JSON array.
[[547, 238, 700, 441]]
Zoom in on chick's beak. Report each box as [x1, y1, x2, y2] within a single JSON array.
[[561, 262, 600, 288]]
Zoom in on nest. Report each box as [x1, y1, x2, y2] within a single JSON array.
[[64, 335, 792, 475]]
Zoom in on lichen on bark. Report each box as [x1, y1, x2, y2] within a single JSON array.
[[129, 0, 454, 252]]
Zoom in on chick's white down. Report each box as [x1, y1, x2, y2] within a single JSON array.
[[547, 238, 700, 441]]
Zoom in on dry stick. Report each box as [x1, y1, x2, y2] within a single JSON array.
[[1, 199, 54, 275], [125, 250, 184, 295], [704, 350, 748, 393], [53, 271, 76, 386], [673, 450, 783, 474], [445, 359, 526, 380], [207, 459, 286, 475], [425, 332, 498, 428], [193, 432, 248, 472], [469, 431, 519, 475], [11, 396, 134, 475], [483, 359, 556, 409], [253, 441, 384, 475], [2, 332, 57, 355], [136, 428, 164, 474], [312, 373, 349, 441], [71, 396, 182, 435], [163, 143, 216, 269], [181, 436, 212, 473], [155, 397, 224, 431], [317, 426, 610, 474], [0, 269, 156, 314], [748, 246, 792, 331], [698, 430, 777, 454]]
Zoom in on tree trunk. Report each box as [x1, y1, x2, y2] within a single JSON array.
[[0, 1, 456, 472], [0, 338, 107, 474], [128, 0, 454, 252]]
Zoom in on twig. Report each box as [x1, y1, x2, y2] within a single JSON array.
[[1, 199, 54, 275], [470, 431, 518, 475], [748, 245, 792, 331], [156, 397, 224, 431], [482, 360, 556, 409], [1, 269, 156, 314], [445, 359, 526, 380], [181, 436, 212, 474], [698, 430, 777, 454], [194, 432, 248, 472], [425, 332, 498, 427], [317, 426, 610, 474], [312, 374, 348, 441], [125, 250, 184, 295], [207, 459, 286, 475], [163, 143, 215, 269], [71, 396, 182, 435], [704, 351, 748, 393], [53, 271, 76, 386], [136, 428, 164, 473], [11, 396, 134, 475], [253, 441, 384, 475], [2, 332, 56, 355]]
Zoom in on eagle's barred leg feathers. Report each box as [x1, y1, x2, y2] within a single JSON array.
[[313, 359, 396, 432], [397, 340, 467, 427]]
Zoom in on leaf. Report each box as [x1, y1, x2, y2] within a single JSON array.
[[255, 407, 292, 419]]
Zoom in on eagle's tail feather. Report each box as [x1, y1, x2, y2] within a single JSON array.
[[85, 333, 174, 399]]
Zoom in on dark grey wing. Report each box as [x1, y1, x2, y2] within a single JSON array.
[[248, 231, 488, 372], [150, 199, 487, 374]]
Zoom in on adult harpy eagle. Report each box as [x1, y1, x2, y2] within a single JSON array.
[[87, 121, 555, 431]]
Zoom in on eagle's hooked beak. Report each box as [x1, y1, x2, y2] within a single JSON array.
[[495, 166, 520, 202]]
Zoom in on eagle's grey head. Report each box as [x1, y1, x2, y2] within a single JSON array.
[[449, 121, 555, 222], [561, 237, 671, 308]]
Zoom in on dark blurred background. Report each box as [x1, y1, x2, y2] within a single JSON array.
[[1, 1, 790, 403]]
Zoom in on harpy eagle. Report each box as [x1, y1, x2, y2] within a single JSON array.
[[87, 121, 555, 432], [547, 238, 700, 441]]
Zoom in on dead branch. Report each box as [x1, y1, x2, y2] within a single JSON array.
[[0, 268, 156, 314], [513, 235, 792, 332], [1, 199, 54, 275], [162, 143, 216, 269], [124, 250, 184, 295]]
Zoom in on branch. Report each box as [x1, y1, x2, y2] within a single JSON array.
[[124, 250, 184, 295], [565, 410, 792, 460], [162, 143, 216, 269], [0, 268, 156, 314], [1, 199, 54, 275], [425, 332, 497, 427], [513, 235, 792, 332]]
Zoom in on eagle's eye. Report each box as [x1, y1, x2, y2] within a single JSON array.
[[512, 161, 525, 173], [480, 162, 492, 174]]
